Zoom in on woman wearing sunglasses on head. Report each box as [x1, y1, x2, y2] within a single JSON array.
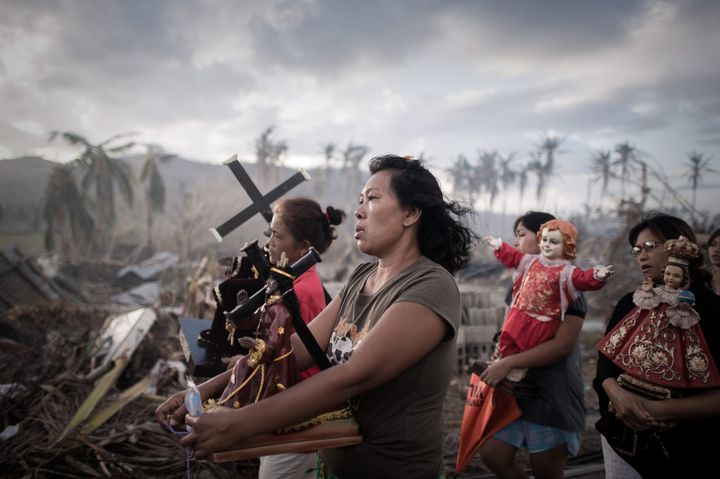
[[593, 212, 720, 477]]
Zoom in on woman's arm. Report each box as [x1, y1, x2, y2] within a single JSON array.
[[180, 300, 447, 458], [601, 377, 654, 431], [290, 294, 341, 371], [644, 388, 720, 422], [481, 314, 582, 386]]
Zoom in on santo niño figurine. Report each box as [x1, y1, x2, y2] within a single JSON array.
[[598, 236, 720, 391], [486, 219, 613, 379], [204, 262, 303, 411]]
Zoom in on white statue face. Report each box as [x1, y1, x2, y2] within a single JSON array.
[[539, 228, 564, 260], [663, 264, 684, 289]]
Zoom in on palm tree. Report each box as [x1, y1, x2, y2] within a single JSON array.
[[476, 150, 499, 212], [612, 142, 639, 203], [527, 151, 545, 204], [50, 131, 135, 255], [684, 151, 718, 211], [538, 135, 563, 171], [42, 163, 94, 255], [322, 142, 336, 170], [447, 154, 473, 204], [268, 139, 288, 184], [316, 142, 337, 199], [590, 149, 612, 208], [516, 162, 531, 212], [497, 152, 517, 216], [535, 134, 565, 208], [255, 126, 287, 186], [139, 144, 175, 252], [342, 142, 369, 202]]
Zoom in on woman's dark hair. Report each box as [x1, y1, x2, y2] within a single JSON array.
[[368, 154, 478, 274], [274, 197, 345, 254], [628, 211, 709, 286], [513, 211, 556, 234]]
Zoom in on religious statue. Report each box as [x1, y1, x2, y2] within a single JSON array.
[[485, 219, 613, 380], [598, 236, 720, 395]]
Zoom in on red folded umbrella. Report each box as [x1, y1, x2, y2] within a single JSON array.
[[455, 373, 522, 473]]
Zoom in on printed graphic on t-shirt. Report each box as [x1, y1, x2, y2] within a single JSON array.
[[326, 316, 369, 365]]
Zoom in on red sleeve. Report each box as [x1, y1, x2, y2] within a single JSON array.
[[293, 269, 326, 380], [494, 242, 524, 269], [293, 269, 326, 325], [571, 267, 605, 291]]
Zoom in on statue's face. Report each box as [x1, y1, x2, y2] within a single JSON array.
[[539, 228, 564, 260], [663, 264, 684, 289]]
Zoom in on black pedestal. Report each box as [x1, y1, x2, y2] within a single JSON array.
[[178, 317, 230, 378]]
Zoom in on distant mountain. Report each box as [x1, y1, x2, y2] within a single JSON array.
[[0, 154, 361, 258], [0, 156, 56, 208]]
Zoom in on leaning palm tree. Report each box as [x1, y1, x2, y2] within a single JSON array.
[[50, 131, 135, 256], [42, 163, 94, 255], [139, 144, 175, 253], [590, 149, 613, 208], [684, 151, 718, 211]]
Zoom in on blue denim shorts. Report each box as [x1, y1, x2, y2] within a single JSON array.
[[493, 420, 581, 456]]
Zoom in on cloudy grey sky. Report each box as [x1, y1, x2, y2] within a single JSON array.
[[1, 0, 719, 215]]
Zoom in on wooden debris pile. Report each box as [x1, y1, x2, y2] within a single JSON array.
[[0, 302, 257, 478]]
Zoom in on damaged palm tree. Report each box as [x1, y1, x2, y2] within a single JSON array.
[[49, 131, 136, 257]]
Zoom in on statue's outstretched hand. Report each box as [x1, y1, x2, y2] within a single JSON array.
[[483, 235, 502, 250], [594, 264, 614, 281]]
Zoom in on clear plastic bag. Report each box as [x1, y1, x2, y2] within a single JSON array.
[[184, 376, 202, 432]]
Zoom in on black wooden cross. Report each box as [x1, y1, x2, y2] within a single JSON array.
[[209, 155, 310, 242]]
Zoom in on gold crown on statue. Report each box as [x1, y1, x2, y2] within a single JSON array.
[[664, 236, 699, 266]]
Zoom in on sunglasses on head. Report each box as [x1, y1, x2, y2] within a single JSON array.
[[631, 240, 659, 256]]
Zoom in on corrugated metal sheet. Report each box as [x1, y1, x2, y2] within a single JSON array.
[[0, 248, 65, 315]]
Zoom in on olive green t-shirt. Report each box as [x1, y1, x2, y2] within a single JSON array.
[[320, 256, 461, 479]]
